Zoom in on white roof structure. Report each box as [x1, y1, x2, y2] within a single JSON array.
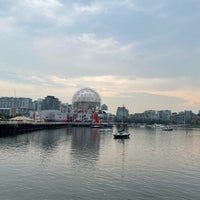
[[9, 116, 34, 122]]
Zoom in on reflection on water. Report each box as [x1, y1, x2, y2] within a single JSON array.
[[71, 127, 100, 158], [0, 127, 200, 200]]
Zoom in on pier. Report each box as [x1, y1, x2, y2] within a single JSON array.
[[0, 121, 113, 137]]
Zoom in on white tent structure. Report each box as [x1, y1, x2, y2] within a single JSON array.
[[9, 116, 34, 122]]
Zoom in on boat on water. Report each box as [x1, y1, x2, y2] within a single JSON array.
[[114, 105, 130, 139], [162, 126, 173, 131], [113, 132, 130, 139], [98, 128, 112, 133], [90, 124, 102, 128], [113, 127, 130, 139]]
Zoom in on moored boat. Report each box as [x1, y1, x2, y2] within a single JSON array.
[[90, 124, 102, 128], [162, 126, 173, 131], [113, 132, 130, 139]]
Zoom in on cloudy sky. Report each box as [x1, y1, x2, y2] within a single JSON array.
[[0, 0, 200, 114]]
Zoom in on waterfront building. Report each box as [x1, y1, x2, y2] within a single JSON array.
[[132, 113, 145, 122], [171, 111, 194, 124], [157, 110, 171, 121], [41, 96, 60, 110], [116, 106, 129, 122], [171, 112, 184, 124], [60, 103, 72, 113], [0, 108, 12, 117], [101, 104, 108, 110], [72, 88, 101, 110], [39, 110, 66, 122], [30, 110, 67, 122], [33, 98, 42, 111], [144, 110, 158, 120], [184, 110, 193, 123], [60, 103, 73, 121], [0, 97, 33, 116], [97, 109, 113, 122], [72, 88, 101, 122]]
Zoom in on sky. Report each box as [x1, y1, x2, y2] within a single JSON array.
[[0, 0, 200, 114]]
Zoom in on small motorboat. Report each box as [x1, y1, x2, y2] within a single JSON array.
[[114, 122, 130, 139], [162, 126, 173, 131], [113, 132, 130, 139], [90, 124, 102, 128]]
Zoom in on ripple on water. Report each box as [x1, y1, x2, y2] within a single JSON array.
[[0, 127, 200, 199]]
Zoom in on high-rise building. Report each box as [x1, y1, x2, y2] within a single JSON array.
[[184, 110, 193, 123], [41, 96, 60, 110], [101, 104, 108, 110], [157, 110, 171, 121], [116, 106, 129, 121], [144, 110, 158, 120], [0, 97, 33, 115], [33, 98, 42, 111]]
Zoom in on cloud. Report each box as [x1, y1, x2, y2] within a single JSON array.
[[6, 0, 124, 29], [0, 0, 200, 113], [0, 0, 145, 31], [2, 27, 199, 80], [128, 0, 167, 15], [9, 0, 64, 25], [1, 70, 200, 112], [0, 17, 14, 33], [32, 34, 138, 76], [16, 0, 62, 17], [73, 3, 103, 15], [73, 0, 135, 14]]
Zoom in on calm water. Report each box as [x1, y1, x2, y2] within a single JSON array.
[[0, 126, 200, 200]]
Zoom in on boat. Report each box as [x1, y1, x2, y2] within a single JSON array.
[[113, 132, 130, 139], [98, 128, 112, 132], [118, 127, 125, 133], [162, 126, 173, 131], [114, 105, 130, 139], [90, 124, 102, 128], [113, 127, 130, 139]]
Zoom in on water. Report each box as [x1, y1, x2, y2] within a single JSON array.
[[0, 127, 200, 200]]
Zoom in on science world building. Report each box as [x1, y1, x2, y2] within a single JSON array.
[[72, 88, 101, 110], [72, 88, 101, 122]]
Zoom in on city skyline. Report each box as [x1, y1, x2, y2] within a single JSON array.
[[0, 94, 198, 116], [0, 0, 200, 114]]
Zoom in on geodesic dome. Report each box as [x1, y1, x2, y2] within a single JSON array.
[[72, 88, 101, 110]]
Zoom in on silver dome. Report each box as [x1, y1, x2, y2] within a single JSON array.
[[72, 88, 101, 110]]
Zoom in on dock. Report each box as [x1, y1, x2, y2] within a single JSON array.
[[0, 121, 113, 137]]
